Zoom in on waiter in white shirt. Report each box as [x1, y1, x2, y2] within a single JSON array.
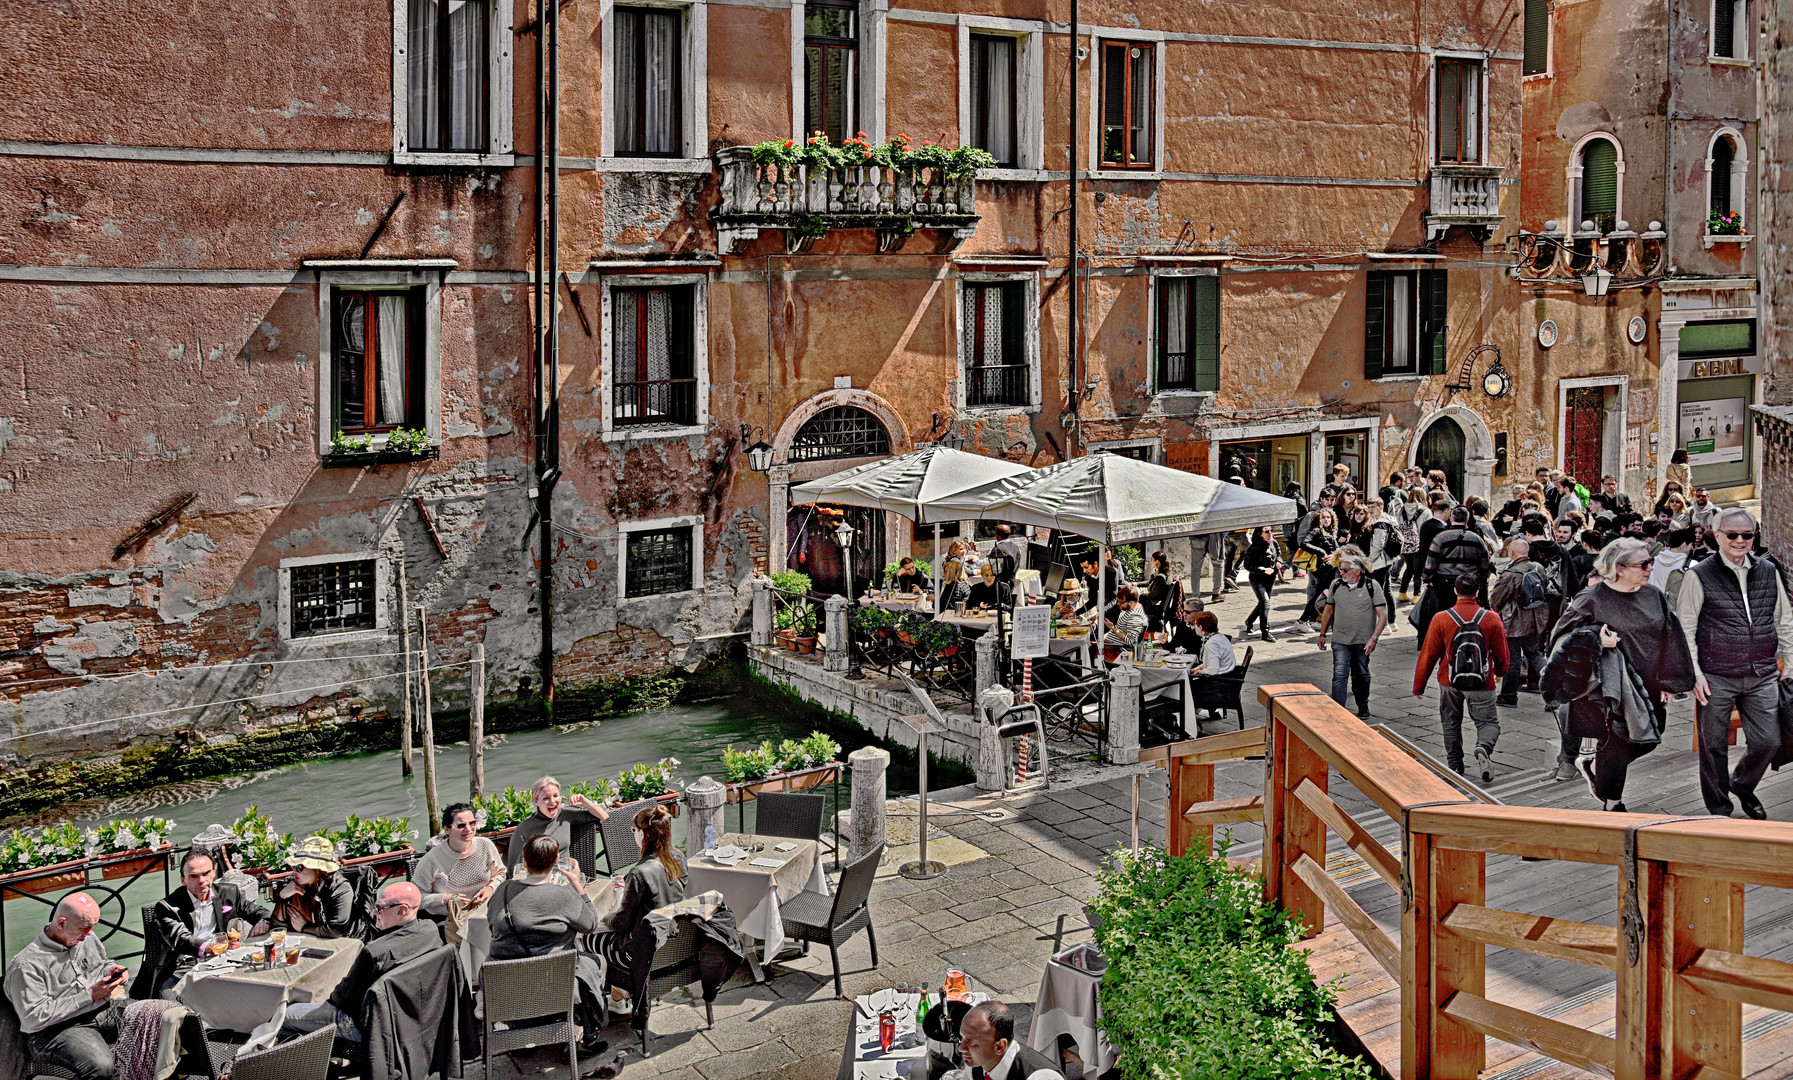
[[958, 1001, 1064, 1080]]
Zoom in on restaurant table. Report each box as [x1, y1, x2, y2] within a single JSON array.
[[174, 935, 362, 1034], [860, 594, 933, 613], [685, 833, 827, 974], [459, 871, 621, 987], [1134, 660, 1199, 738], [1031, 943, 1115, 1078], [937, 612, 999, 635], [833, 989, 925, 1080]]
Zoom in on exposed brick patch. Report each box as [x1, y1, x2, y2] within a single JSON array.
[[556, 624, 675, 685], [422, 598, 498, 665]]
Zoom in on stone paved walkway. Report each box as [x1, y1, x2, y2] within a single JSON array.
[[482, 572, 1729, 1079]]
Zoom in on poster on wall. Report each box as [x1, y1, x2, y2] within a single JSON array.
[[1678, 397, 1748, 465]]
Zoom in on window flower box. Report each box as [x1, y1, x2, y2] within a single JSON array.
[[97, 844, 173, 882], [0, 859, 88, 898], [323, 445, 441, 469], [1701, 232, 1753, 249]]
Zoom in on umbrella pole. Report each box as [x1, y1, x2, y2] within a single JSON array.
[[933, 524, 941, 616], [1097, 542, 1107, 672]]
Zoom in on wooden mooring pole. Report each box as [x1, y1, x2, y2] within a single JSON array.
[[398, 564, 414, 777], [469, 642, 486, 800], [417, 604, 441, 836]]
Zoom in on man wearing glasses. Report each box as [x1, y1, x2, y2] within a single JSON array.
[[282, 881, 442, 1041], [1676, 510, 1793, 819]]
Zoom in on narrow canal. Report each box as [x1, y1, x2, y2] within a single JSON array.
[[3, 700, 903, 963]]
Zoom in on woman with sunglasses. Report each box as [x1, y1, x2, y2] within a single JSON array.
[[1546, 538, 1695, 810], [414, 802, 506, 916]]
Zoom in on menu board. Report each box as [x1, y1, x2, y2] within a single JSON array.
[[1011, 605, 1051, 659]]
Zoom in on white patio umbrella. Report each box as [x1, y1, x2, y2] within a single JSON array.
[[789, 446, 1035, 609]]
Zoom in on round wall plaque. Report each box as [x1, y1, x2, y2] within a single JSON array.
[[1537, 319, 1559, 348], [1627, 315, 1647, 344]]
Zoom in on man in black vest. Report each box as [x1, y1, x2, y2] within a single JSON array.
[[135, 848, 271, 997], [1676, 509, 1793, 819], [959, 1000, 1064, 1080]]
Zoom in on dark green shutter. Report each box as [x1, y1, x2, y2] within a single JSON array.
[[1713, 0, 1735, 57], [1710, 139, 1733, 216], [1422, 270, 1448, 376], [1581, 140, 1618, 223], [1364, 272, 1386, 381], [1192, 275, 1220, 392], [1523, 0, 1549, 74]]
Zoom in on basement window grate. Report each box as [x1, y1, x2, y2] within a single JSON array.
[[626, 527, 695, 597], [290, 560, 378, 637]]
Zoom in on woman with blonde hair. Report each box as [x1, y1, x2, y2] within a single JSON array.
[[937, 558, 970, 608], [505, 775, 611, 876]]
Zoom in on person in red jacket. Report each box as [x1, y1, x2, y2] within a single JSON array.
[[1413, 574, 1510, 781]]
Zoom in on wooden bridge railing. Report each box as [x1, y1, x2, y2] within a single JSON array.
[[1130, 682, 1793, 1080]]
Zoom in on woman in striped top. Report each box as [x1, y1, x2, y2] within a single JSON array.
[[414, 802, 506, 916]]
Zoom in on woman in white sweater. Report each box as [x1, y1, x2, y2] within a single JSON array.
[[414, 802, 506, 916]]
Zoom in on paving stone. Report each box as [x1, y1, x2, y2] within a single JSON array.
[[912, 907, 965, 931], [1047, 787, 1105, 811], [1002, 881, 1066, 909], [948, 895, 1014, 921], [870, 918, 930, 946], [992, 867, 1039, 890], [1060, 817, 1118, 840], [692, 1037, 798, 1080], [930, 910, 1027, 948], [901, 888, 960, 915]]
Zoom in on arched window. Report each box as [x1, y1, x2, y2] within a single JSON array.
[[789, 406, 890, 462], [1578, 138, 1619, 232], [1710, 136, 1734, 217]]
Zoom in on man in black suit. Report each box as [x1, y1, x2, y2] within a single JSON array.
[[959, 1001, 1063, 1080], [136, 849, 271, 997]]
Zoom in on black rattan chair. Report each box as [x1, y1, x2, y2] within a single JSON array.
[[635, 918, 716, 1055], [228, 1024, 333, 1080], [752, 791, 825, 843], [480, 952, 580, 1077], [601, 800, 656, 873], [1192, 645, 1253, 729], [568, 823, 600, 879], [778, 841, 883, 997], [139, 906, 162, 987], [0, 989, 77, 1079]]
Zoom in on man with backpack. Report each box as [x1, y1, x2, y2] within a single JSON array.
[[1415, 505, 1493, 635], [1490, 538, 1550, 707], [1413, 574, 1510, 781]]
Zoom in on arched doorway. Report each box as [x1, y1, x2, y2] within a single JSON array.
[[1416, 417, 1467, 499], [785, 406, 891, 598]]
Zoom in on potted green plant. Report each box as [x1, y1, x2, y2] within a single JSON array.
[[0, 826, 88, 897], [613, 758, 682, 813], [792, 603, 820, 654], [849, 603, 896, 638], [722, 742, 780, 786], [91, 817, 177, 880], [230, 806, 293, 877], [1707, 210, 1744, 236], [773, 604, 801, 649], [328, 814, 417, 864], [471, 787, 535, 837], [911, 619, 963, 659]]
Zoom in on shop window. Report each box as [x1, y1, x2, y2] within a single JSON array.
[[968, 33, 1018, 167], [330, 288, 426, 437], [614, 7, 683, 156], [961, 280, 1036, 409], [1099, 40, 1155, 169], [1365, 270, 1447, 379], [623, 524, 697, 598], [804, 0, 858, 142], [1435, 58, 1483, 163], [1156, 275, 1220, 393], [1523, 0, 1550, 75]]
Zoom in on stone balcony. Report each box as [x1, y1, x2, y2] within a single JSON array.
[[1426, 163, 1504, 240], [711, 146, 982, 254]]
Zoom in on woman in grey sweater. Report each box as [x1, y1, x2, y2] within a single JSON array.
[[487, 834, 608, 1053], [504, 775, 611, 876]]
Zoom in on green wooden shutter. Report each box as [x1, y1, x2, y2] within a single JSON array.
[[1581, 139, 1618, 225], [1710, 138, 1733, 216], [1422, 270, 1449, 376], [1364, 272, 1386, 381], [1523, 0, 1549, 74], [1192, 275, 1220, 392], [1713, 0, 1735, 57]]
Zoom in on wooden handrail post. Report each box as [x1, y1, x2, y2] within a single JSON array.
[[1263, 713, 1327, 938], [1614, 860, 1664, 1080], [1167, 757, 1213, 857], [1667, 873, 1744, 1078], [1403, 828, 1486, 1080]]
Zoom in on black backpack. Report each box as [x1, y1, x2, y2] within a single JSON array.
[[1516, 568, 1548, 610], [1446, 608, 1491, 689], [1380, 523, 1403, 561]]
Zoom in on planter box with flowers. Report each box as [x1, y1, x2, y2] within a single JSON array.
[[323, 427, 440, 469], [1703, 211, 1753, 249], [722, 732, 842, 804], [229, 805, 294, 879], [613, 759, 682, 815], [0, 818, 176, 899], [261, 814, 416, 888], [713, 133, 992, 255]]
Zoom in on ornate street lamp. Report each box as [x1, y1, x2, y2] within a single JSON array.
[[834, 518, 865, 679], [739, 424, 776, 472]]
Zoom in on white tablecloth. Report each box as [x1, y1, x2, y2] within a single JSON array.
[[1135, 662, 1199, 735], [684, 834, 828, 964], [174, 936, 362, 1033], [1031, 943, 1116, 1078]]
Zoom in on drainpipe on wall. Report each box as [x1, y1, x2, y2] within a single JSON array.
[[533, 0, 563, 715], [1067, 0, 1080, 434]]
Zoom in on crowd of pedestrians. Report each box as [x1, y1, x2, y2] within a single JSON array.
[[1199, 463, 1792, 817]]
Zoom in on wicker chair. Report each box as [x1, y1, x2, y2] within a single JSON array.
[[480, 952, 581, 1078], [139, 906, 162, 987], [752, 791, 825, 843], [778, 842, 883, 997], [635, 918, 716, 1056], [1191, 645, 1254, 729], [228, 1024, 334, 1080], [568, 823, 600, 879], [600, 800, 656, 873]]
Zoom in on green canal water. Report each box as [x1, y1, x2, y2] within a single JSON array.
[[3, 701, 890, 964]]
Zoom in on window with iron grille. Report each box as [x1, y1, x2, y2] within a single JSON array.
[[789, 406, 890, 462], [611, 285, 697, 425], [969, 34, 1017, 168], [1523, 0, 1550, 75], [962, 282, 1030, 407], [331, 288, 424, 436], [615, 7, 683, 156], [407, 0, 491, 153], [290, 560, 378, 638], [1156, 276, 1220, 392], [1435, 58, 1483, 164], [625, 527, 695, 597], [804, 0, 857, 143], [1099, 41, 1154, 169]]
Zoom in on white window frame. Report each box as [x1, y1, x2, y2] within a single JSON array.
[[1565, 131, 1626, 231], [956, 17, 1045, 179], [1429, 50, 1490, 165], [278, 552, 393, 643], [790, 0, 886, 143], [1704, 127, 1749, 225], [1146, 266, 1221, 399], [1708, 0, 1750, 62], [314, 268, 444, 456], [391, 0, 516, 166], [598, 272, 710, 442], [597, 0, 711, 172], [1085, 27, 1168, 177], [955, 272, 1042, 415], [1087, 437, 1162, 463], [618, 514, 704, 601]]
